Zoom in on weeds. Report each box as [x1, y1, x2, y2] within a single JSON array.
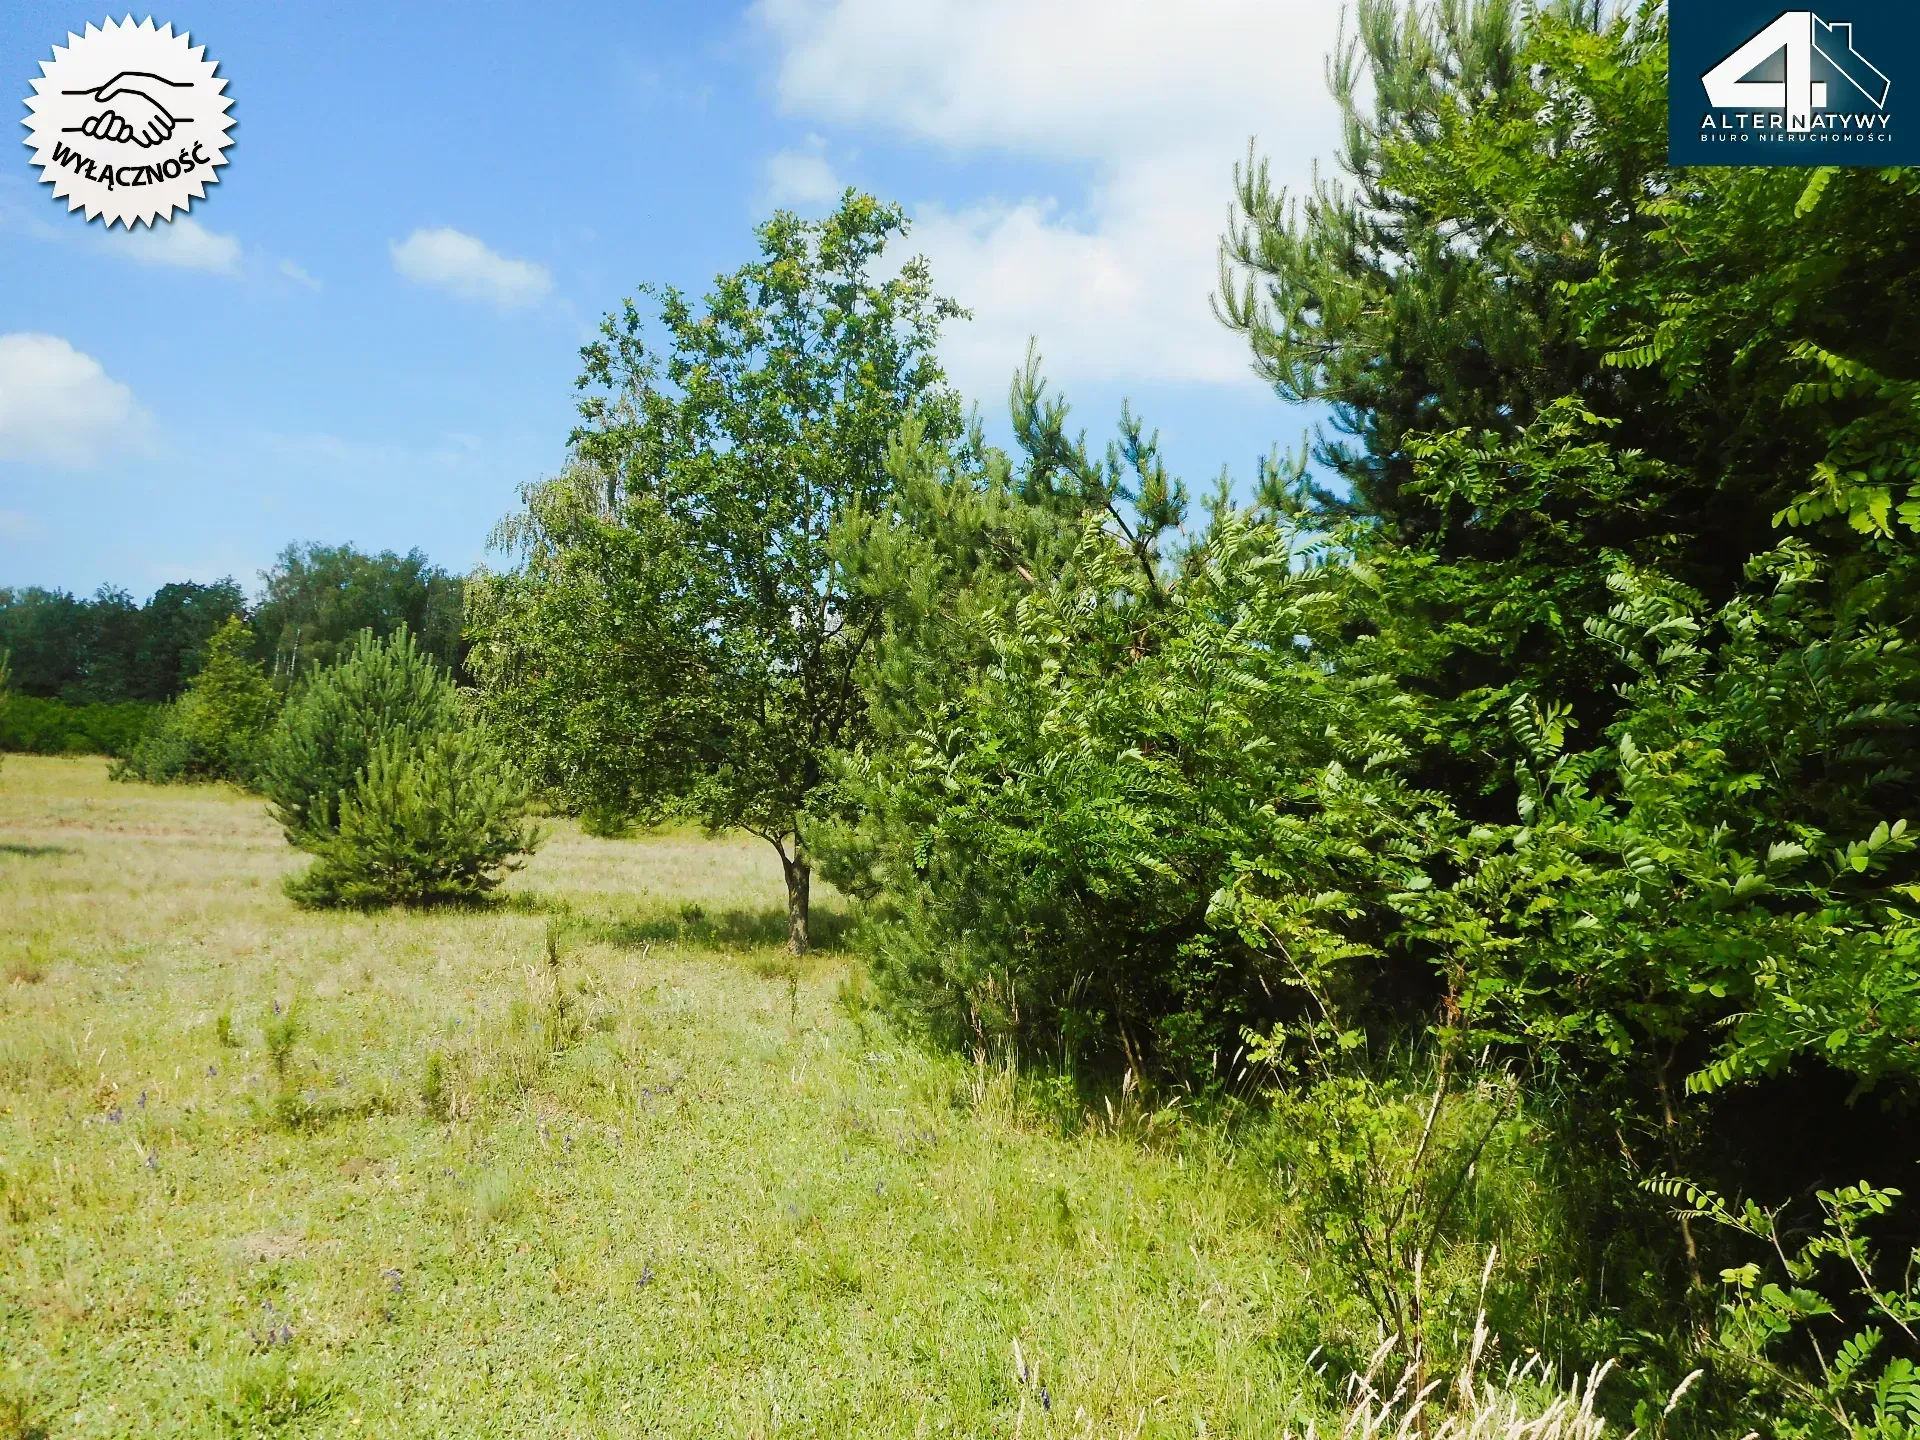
[[206, 1350, 335, 1434], [261, 1003, 303, 1085], [2, 940, 47, 986], [0, 1390, 48, 1440], [413, 923, 616, 1111], [834, 964, 873, 1040], [1307, 1313, 1630, 1440], [257, 1000, 314, 1130], [539, 916, 590, 1049], [247, 997, 398, 1130], [420, 1048, 449, 1119], [469, 1169, 522, 1227], [1085, 1066, 1184, 1146]]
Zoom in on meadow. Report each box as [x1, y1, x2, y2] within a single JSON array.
[[0, 756, 1333, 1439]]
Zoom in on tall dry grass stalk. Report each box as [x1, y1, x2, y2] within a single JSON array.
[[1303, 1317, 1705, 1440], [1321, 1324, 1614, 1440], [1299, 1254, 1702, 1440]]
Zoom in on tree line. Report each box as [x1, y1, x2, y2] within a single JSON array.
[[0, 543, 467, 754], [0, 541, 466, 704]]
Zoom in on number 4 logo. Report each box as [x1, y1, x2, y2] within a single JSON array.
[[1702, 10, 1890, 129]]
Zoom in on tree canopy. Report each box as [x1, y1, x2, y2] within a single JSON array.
[[252, 542, 467, 683], [470, 191, 964, 951], [0, 579, 245, 703]]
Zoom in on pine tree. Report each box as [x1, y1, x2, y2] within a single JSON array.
[[111, 616, 276, 784], [263, 626, 539, 908], [1215, 0, 1920, 811], [286, 728, 538, 908], [259, 626, 457, 845], [1216, 0, 1657, 541]]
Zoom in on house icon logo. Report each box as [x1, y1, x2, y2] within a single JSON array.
[[1670, 1, 1916, 165], [1702, 12, 1888, 127]]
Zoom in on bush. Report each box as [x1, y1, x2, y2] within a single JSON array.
[[0, 695, 155, 756], [821, 403, 1425, 1080], [111, 618, 275, 784], [1648, 1178, 1920, 1439], [259, 626, 456, 845], [286, 729, 539, 908], [264, 626, 539, 908]]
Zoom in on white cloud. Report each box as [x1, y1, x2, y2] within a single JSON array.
[[0, 509, 39, 538], [755, 0, 1344, 397], [114, 216, 244, 273], [279, 258, 322, 290], [390, 227, 554, 309], [0, 183, 251, 277], [765, 136, 842, 206], [0, 333, 149, 466]]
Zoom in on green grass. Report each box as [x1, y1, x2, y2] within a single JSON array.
[[0, 755, 1341, 1438]]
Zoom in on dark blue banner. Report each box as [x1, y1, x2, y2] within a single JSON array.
[[1669, 2, 1917, 164]]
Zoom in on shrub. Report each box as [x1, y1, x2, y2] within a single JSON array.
[[285, 728, 539, 908], [259, 626, 456, 845], [0, 695, 155, 757], [264, 626, 539, 908], [823, 406, 1426, 1079], [110, 618, 275, 784], [1649, 1178, 1920, 1440]]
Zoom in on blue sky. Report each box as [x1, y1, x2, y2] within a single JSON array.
[[3, 1, 1343, 598]]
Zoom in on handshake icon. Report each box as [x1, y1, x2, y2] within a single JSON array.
[[61, 70, 194, 149]]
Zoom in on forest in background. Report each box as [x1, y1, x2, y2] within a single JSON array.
[[0, 542, 466, 754]]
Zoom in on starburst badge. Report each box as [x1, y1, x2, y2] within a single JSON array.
[[22, 17, 235, 229]]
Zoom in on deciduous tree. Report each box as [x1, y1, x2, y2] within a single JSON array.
[[470, 192, 963, 952]]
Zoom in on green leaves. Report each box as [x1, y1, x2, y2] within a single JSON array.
[[110, 616, 276, 785], [473, 192, 961, 951], [1649, 1175, 1920, 1437], [1793, 167, 1838, 219]]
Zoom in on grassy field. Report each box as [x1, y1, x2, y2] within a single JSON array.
[[0, 755, 1331, 1439]]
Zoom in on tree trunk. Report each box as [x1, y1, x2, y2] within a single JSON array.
[[1654, 1048, 1703, 1293], [780, 851, 811, 955]]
